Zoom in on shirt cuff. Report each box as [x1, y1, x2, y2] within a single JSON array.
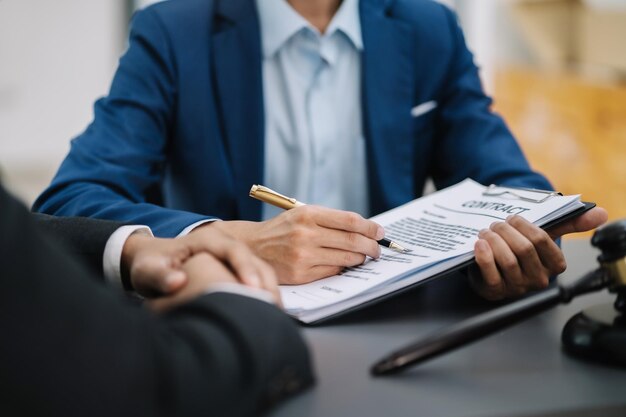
[[177, 219, 219, 237], [204, 283, 276, 305], [103, 225, 153, 291]]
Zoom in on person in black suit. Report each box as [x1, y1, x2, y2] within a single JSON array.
[[0, 184, 313, 416]]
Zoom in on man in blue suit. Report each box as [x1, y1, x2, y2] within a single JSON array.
[[35, 0, 606, 301]]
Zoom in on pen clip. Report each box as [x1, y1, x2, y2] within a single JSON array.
[[250, 185, 303, 210]]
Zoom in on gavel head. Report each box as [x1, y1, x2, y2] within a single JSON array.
[[591, 220, 626, 312]]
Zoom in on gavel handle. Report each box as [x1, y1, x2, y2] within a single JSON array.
[[372, 268, 608, 375]]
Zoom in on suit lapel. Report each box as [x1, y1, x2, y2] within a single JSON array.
[[360, 0, 417, 215], [212, 0, 264, 221]]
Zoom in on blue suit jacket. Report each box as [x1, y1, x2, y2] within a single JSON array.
[[34, 0, 551, 237]]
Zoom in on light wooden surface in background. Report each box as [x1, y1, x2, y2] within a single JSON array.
[[493, 68, 626, 238]]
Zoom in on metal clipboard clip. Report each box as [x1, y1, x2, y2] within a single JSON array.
[[483, 184, 563, 203]]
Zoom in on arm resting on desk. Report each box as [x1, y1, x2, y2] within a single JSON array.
[[1, 187, 313, 416]]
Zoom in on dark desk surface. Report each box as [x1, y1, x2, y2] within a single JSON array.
[[271, 239, 626, 417]]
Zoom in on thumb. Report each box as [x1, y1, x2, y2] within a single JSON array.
[[547, 207, 608, 239]]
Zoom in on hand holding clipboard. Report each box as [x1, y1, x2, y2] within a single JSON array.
[[469, 185, 606, 302]]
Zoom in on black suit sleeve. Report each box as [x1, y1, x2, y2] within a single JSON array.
[[30, 213, 125, 278], [0, 186, 314, 417]]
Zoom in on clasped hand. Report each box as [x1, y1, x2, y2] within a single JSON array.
[[121, 226, 279, 311]]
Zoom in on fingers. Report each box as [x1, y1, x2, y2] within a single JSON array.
[[318, 228, 381, 259], [304, 206, 385, 241], [147, 253, 221, 312], [276, 245, 371, 285], [315, 247, 368, 268], [275, 247, 366, 285], [478, 227, 525, 293], [490, 221, 547, 289], [546, 207, 608, 239], [506, 215, 565, 276], [250, 256, 280, 303], [472, 215, 570, 300], [254, 258, 282, 307], [289, 206, 382, 259], [184, 226, 276, 289], [473, 239, 504, 294], [216, 246, 281, 305], [216, 239, 265, 288], [131, 255, 189, 296], [153, 253, 238, 311], [208, 242, 279, 295], [148, 252, 281, 312]]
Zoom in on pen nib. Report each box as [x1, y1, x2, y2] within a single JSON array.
[[388, 242, 410, 253]]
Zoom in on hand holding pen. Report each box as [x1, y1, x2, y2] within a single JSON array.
[[250, 185, 408, 253], [204, 186, 403, 285]]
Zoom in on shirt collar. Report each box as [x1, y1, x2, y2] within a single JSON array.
[[256, 0, 363, 58], [327, 0, 363, 51]]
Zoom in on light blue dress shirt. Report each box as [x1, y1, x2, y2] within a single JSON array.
[[255, 0, 369, 220]]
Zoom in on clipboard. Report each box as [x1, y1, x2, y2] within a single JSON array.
[[481, 184, 564, 203], [303, 187, 597, 325]]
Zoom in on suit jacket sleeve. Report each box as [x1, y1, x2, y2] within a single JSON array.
[[430, 5, 552, 192], [32, 7, 213, 237], [1, 186, 314, 417], [31, 213, 124, 278]]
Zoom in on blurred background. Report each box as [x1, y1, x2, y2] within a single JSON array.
[[1, 0, 624, 236]]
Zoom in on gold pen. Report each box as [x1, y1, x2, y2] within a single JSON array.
[[249, 185, 409, 253]]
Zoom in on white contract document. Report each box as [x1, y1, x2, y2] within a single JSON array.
[[281, 179, 585, 324]]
